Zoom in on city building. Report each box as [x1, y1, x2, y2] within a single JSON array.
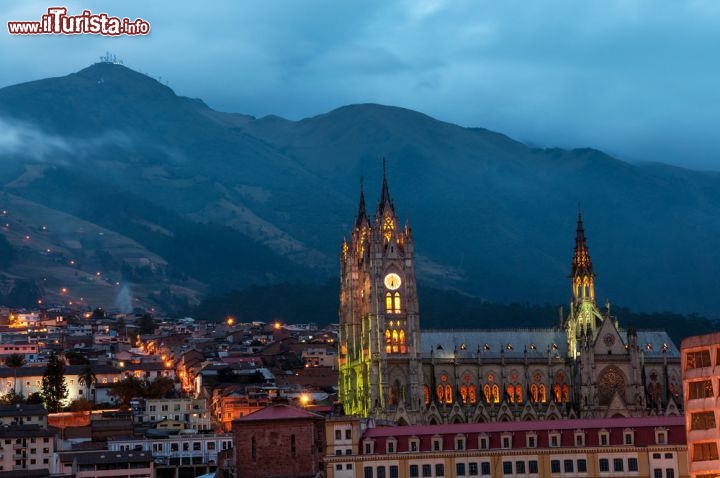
[[107, 433, 232, 478], [324, 415, 689, 478], [0, 424, 57, 475], [681, 332, 720, 478], [130, 397, 211, 431], [58, 449, 154, 478], [232, 404, 325, 478], [0, 403, 48, 428], [339, 171, 682, 424]]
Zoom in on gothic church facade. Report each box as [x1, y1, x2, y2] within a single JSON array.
[[338, 170, 682, 425]]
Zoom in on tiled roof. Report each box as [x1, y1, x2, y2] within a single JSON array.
[[422, 329, 567, 359], [236, 404, 323, 422]]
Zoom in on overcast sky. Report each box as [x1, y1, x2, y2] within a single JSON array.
[[2, 1, 720, 170]]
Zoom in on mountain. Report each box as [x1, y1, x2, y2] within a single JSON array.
[[1, 62, 720, 317]]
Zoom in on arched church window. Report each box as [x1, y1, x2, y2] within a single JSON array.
[[399, 330, 405, 345], [460, 385, 468, 404], [492, 384, 500, 404], [539, 384, 547, 403], [469, 385, 477, 405], [385, 293, 393, 313], [483, 384, 491, 403], [437, 385, 444, 402], [506, 385, 515, 403], [553, 384, 561, 402], [515, 385, 523, 404], [393, 292, 401, 313], [530, 384, 539, 402], [424, 385, 430, 405], [562, 384, 570, 402], [445, 384, 453, 404], [383, 216, 394, 242]]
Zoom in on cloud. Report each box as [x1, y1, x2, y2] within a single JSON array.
[[0, 117, 132, 162]]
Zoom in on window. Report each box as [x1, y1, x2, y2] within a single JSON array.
[[457, 463, 466, 476], [664, 453, 673, 459], [575, 432, 585, 447], [435, 464, 445, 477], [550, 433, 560, 447], [336, 450, 342, 456], [410, 465, 419, 477], [377, 466, 386, 478], [433, 438, 441, 451], [654, 469, 662, 478], [456, 436, 465, 450], [577, 459, 587, 473], [628, 458, 638, 471], [686, 350, 712, 369], [410, 439, 419, 452], [516, 461, 525, 474], [365, 442, 372, 454], [599, 431, 609, 446], [365, 466, 374, 478], [390, 466, 399, 478], [336, 464, 343, 471], [656, 431, 667, 444], [479, 436, 489, 449], [551, 460, 560, 473], [614, 458, 624, 472], [502, 435, 511, 449], [527, 435, 536, 448], [666, 469, 675, 478], [469, 462, 479, 476], [624, 431, 634, 445], [693, 442, 719, 461], [347, 464, 353, 470], [599, 459, 609, 472], [692, 412, 716, 430], [529, 460, 538, 474], [387, 441, 395, 453], [503, 462, 513, 475], [688, 380, 714, 399], [336, 430, 341, 440], [481, 462, 491, 476], [564, 460, 574, 473], [422, 464, 432, 477], [346, 429, 352, 440]]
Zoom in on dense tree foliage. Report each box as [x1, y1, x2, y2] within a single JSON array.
[[41, 352, 68, 413]]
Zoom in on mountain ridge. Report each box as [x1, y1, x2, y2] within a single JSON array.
[[1, 63, 720, 317]]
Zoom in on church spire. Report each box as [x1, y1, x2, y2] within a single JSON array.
[[355, 176, 369, 228], [571, 208, 595, 302], [377, 157, 394, 217]]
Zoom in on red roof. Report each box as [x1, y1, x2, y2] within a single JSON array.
[[236, 404, 324, 422]]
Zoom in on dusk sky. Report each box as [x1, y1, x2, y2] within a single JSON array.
[[2, 1, 720, 170]]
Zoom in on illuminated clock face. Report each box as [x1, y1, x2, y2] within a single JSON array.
[[384, 273, 402, 290]]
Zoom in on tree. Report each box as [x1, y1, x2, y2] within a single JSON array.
[[108, 376, 144, 408], [0, 390, 25, 405], [41, 352, 68, 413], [4, 353, 25, 395], [77, 364, 97, 404], [137, 313, 155, 334]]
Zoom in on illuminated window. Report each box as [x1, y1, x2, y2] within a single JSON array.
[[385, 293, 393, 313], [491, 384, 500, 404], [469, 385, 477, 404], [437, 385, 444, 402], [506, 385, 515, 403], [483, 384, 491, 403], [539, 384, 547, 403], [460, 385, 468, 404], [424, 385, 430, 405], [383, 216, 394, 242], [515, 384, 523, 403], [445, 384, 453, 404], [689, 380, 714, 399]]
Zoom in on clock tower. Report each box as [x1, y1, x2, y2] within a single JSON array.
[[338, 164, 424, 423]]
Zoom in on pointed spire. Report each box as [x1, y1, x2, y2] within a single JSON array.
[[377, 157, 394, 217], [355, 176, 369, 228], [572, 208, 593, 278]]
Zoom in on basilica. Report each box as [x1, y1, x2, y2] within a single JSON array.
[[338, 168, 682, 425]]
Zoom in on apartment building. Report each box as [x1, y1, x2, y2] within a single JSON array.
[[682, 332, 720, 478]]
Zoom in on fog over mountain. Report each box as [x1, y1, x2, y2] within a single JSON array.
[[1, 63, 720, 317]]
